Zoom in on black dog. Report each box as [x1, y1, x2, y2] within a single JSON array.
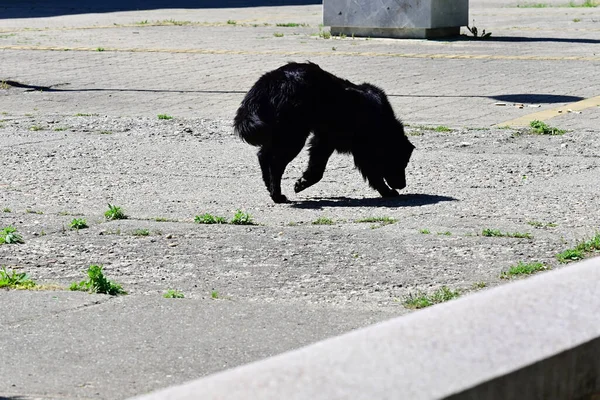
[[234, 62, 414, 203]]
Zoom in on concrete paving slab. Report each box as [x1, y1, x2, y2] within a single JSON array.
[[1, 291, 397, 400]]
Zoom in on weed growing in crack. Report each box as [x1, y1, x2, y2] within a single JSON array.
[[231, 210, 255, 225], [70, 218, 88, 230], [529, 120, 565, 135], [164, 289, 185, 298], [132, 229, 150, 236], [312, 217, 334, 225], [356, 216, 396, 226], [556, 233, 600, 263], [0, 226, 24, 244], [0, 267, 36, 289], [500, 261, 548, 279], [195, 213, 228, 224], [69, 265, 126, 295], [104, 204, 127, 220], [482, 229, 532, 239], [403, 286, 460, 309]]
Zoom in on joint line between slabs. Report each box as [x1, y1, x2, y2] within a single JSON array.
[[1, 45, 600, 62]]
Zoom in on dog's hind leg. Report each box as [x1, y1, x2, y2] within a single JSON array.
[[294, 135, 334, 193], [265, 134, 307, 203], [257, 148, 272, 191]]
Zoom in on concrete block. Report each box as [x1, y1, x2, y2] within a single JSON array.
[[324, 0, 469, 39], [130, 256, 600, 400]]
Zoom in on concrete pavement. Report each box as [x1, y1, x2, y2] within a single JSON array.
[[1, 1, 599, 398]]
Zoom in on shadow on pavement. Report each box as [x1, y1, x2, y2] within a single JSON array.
[[1, 0, 322, 19], [489, 94, 584, 104], [2, 82, 585, 105], [449, 35, 600, 44], [291, 193, 457, 209]]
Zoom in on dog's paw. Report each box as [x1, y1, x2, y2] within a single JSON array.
[[294, 178, 308, 193], [382, 189, 399, 198], [271, 194, 289, 203]]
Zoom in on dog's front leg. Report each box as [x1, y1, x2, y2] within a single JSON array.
[[295, 136, 334, 193]]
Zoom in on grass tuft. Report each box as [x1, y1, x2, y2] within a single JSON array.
[[403, 286, 460, 309], [104, 204, 127, 220], [157, 114, 173, 120], [69, 265, 126, 295], [500, 261, 548, 279], [164, 289, 185, 298], [195, 213, 227, 224], [0, 267, 36, 289], [69, 218, 88, 230], [529, 120, 565, 135], [482, 228, 532, 239], [312, 217, 334, 225], [556, 233, 600, 263], [356, 216, 396, 225], [0, 226, 24, 244], [230, 210, 255, 225]]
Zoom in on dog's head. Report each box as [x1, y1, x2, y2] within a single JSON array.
[[383, 124, 415, 190]]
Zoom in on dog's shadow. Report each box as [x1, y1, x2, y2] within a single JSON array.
[[290, 193, 457, 209]]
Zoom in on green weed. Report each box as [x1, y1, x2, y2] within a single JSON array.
[[482, 229, 532, 239], [529, 120, 565, 135], [0, 267, 36, 289], [473, 282, 487, 289], [157, 114, 173, 120], [211, 290, 219, 299], [557, 233, 600, 263], [356, 216, 396, 226], [2, 208, 10, 213], [227, 20, 237, 25], [195, 213, 227, 224], [527, 220, 557, 228], [0, 226, 24, 244], [96, 47, 105, 52], [69, 265, 126, 295], [276, 22, 308, 27], [133, 229, 150, 236], [69, 218, 88, 230], [420, 229, 431, 234], [231, 210, 254, 225], [273, 32, 284, 37], [164, 289, 185, 298], [500, 261, 548, 279], [104, 204, 127, 220], [312, 217, 334, 225], [403, 286, 460, 309]]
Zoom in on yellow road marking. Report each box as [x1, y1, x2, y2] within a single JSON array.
[[2, 45, 600, 62], [497, 95, 600, 127]]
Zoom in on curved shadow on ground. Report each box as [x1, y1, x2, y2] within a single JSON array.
[[447, 36, 600, 44], [489, 94, 584, 104], [291, 193, 457, 209], [1, 0, 321, 19]]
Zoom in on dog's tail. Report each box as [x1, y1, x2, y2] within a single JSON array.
[[233, 108, 271, 147]]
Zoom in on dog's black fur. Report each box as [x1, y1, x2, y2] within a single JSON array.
[[234, 62, 415, 203]]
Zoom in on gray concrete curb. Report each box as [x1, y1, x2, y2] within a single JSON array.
[[131, 256, 600, 400]]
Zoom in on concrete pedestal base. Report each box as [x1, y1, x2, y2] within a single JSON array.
[[324, 0, 468, 39], [330, 26, 461, 39]]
